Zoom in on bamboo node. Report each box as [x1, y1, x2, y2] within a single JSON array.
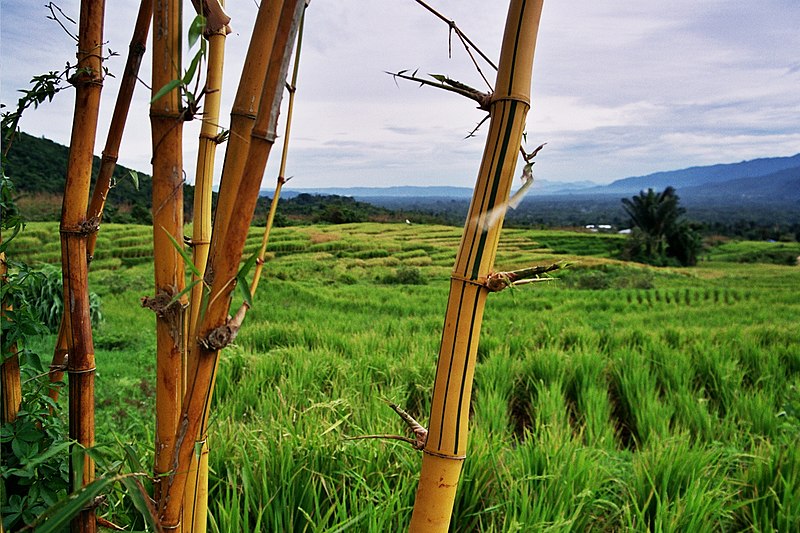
[[490, 92, 531, 107], [60, 217, 100, 236], [67, 366, 96, 375], [422, 448, 466, 461], [199, 325, 232, 351], [141, 287, 187, 318]]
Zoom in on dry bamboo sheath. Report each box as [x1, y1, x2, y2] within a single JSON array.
[[59, 0, 107, 531], [149, 0, 186, 510], [158, 1, 305, 527], [408, 1, 544, 530], [49, 0, 153, 404]]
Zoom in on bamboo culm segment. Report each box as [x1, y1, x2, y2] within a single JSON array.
[[0, 252, 22, 424], [250, 5, 306, 297], [185, 7, 228, 531], [409, 1, 544, 530], [211, 0, 286, 240], [86, 0, 153, 258], [158, 1, 305, 527], [150, 0, 185, 514], [60, 0, 106, 531], [49, 0, 153, 406]]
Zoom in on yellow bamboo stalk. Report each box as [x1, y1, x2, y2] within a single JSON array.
[[158, 1, 304, 526], [149, 0, 185, 513], [0, 251, 22, 424], [184, 2, 229, 530], [49, 0, 153, 405], [250, 5, 306, 297], [408, 1, 544, 530], [59, 0, 106, 531]]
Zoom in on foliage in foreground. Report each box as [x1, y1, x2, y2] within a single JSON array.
[[7, 221, 800, 530]]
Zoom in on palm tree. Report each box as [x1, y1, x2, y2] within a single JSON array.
[[622, 187, 699, 266]]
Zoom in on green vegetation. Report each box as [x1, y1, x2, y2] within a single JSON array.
[[621, 187, 702, 267], [6, 221, 799, 530]]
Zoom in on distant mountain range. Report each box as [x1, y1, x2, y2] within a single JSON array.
[[583, 153, 800, 198], [274, 153, 800, 203]]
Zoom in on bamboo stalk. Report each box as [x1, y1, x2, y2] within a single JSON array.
[[408, 1, 544, 530], [59, 0, 106, 530], [184, 2, 229, 530], [86, 0, 154, 257], [47, 319, 69, 402], [158, 1, 304, 526], [210, 0, 287, 240], [48, 0, 153, 405], [149, 0, 185, 513], [0, 251, 22, 424], [250, 5, 306, 297]]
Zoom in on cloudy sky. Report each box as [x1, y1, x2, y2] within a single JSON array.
[[2, 1, 799, 190]]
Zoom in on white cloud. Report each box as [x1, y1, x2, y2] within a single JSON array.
[[2, 0, 798, 188]]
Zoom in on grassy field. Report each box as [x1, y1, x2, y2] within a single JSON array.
[[9, 222, 800, 531]]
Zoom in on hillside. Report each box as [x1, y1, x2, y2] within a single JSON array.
[[681, 166, 800, 202], [2, 132, 395, 225], [589, 153, 800, 196], [4, 132, 799, 238]]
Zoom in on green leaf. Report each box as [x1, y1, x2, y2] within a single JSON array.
[[188, 15, 207, 49], [182, 48, 204, 87], [236, 254, 259, 309], [33, 475, 117, 533], [163, 227, 202, 277], [166, 277, 203, 309], [128, 170, 139, 190], [150, 79, 182, 104], [0, 222, 21, 253]]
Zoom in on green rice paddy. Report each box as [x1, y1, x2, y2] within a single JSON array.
[[10, 222, 800, 531]]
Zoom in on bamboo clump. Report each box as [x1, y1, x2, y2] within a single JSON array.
[[59, 0, 108, 530], [148, 0, 186, 511], [157, 1, 305, 527], [408, 1, 545, 530]]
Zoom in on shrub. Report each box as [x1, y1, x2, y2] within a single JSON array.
[[379, 266, 427, 285]]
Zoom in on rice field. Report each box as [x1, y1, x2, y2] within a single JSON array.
[[11, 222, 800, 531]]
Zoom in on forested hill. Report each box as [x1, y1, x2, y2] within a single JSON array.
[[4, 132, 160, 223], [2, 132, 395, 225]]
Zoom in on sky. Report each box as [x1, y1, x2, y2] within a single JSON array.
[[1, 1, 799, 190]]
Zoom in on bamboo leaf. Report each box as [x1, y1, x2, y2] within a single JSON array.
[[35, 476, 116, 533], [182, 49, 204, 86], [117, 474, 161, 533], [150, 79, 182, 104], [188, 15, 207, 49], [127, 170, 139, 190], [0, 223, 21, 253], [167, 277, 203, 308], [163, 227, 202, 277], [236, 254, 259, 308]]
